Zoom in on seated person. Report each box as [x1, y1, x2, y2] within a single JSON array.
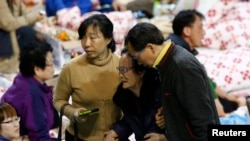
[[0, 0, 45, 74], [0, 102, 20, 141], [1, 41, 59, 141], [104, 48, 166, 141], [167, 9, 246, 117]]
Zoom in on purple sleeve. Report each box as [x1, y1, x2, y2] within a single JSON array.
[[0, 75, 53, 141], [22, 83, 51, 141]]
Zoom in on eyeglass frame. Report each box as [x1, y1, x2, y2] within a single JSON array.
[[46, 63, 54, 67], [117, 67, 133, 74], [46, 60, 54, 67], [1, 117, 20, 124]]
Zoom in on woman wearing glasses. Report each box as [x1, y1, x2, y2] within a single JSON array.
[[104, 49, 167, 141], [1, 42, 59, 141], [0, 102, 20, 141]]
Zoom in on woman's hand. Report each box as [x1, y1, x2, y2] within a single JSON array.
[[73, 107, 88, 123], [104, 130, 119, 141], [155, 107, 165, 129], [36, 12, 45, 21], [112, 0, 127, 11], [144, 133, 168, 141]]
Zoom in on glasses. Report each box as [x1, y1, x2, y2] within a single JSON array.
[[46, 63, 53, 67], [46, 59, 54, 67], [1, 117, 20, 124], [117, 67, 133, 74], [46, 61, 54, 67]]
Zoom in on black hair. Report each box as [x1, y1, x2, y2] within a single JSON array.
[[19, 41, 53, 76], [120, 48, 146, 74], [172, 9, 205, 36], [125, 22, 165, 52], [78, 14, 116, 52]]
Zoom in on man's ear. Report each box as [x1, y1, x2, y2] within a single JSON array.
[[34, 66, 41, 76], [146, 43, 156, 53], [183, 26, 191, 36]]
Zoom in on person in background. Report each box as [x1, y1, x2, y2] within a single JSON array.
[[167, 9, 246, 117], [53, 14, 122, 141], [126, 22, 220, 141], [0, 102, 20, 141], [104, 48, 166, 141], [0, 0, 45, 74], [1, 42, 59, 141], [45, 0, 126, 17]]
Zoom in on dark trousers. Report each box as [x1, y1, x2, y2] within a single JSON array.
[[219, 97, 238, 113], [0, 26, 45, 57]]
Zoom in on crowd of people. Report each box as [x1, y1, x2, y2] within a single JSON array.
[[0, 0, 248, 141]]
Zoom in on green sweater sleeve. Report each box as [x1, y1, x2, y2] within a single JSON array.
[[208, 77, 218, 99]]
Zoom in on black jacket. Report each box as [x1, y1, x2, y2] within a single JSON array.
[[112, 68, 165, 141], [156, 42, 220, 141], [168, 33, 199, 55], [168, 33, 238, 113]]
